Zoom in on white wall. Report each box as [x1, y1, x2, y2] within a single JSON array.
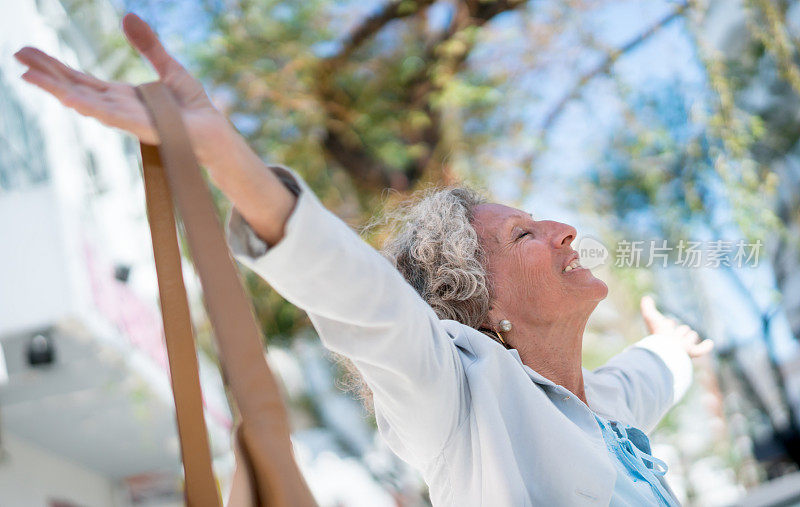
[[0, 433, 118, 507], [0, 187, 74, 336], [0, 0, 234, 501]]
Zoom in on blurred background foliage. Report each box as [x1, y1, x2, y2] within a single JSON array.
[[195, 0, 706, 341], [168, 0, 799, 361]]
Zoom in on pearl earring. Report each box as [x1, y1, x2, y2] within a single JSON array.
[[492, 319, 512, 348]]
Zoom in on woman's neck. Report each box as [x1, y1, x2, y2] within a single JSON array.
[[510, 311, 591, 404]]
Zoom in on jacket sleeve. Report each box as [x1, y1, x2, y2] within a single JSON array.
[[224, 166, 469, 465], [591, 334, 693, 432]]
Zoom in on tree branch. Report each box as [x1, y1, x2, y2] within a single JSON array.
[[319, 0, 531, 192], [465, 0, 526, 22], [540, 2, 690, 132], [322, 127, 424, 191], [325, 0, 437, 67]]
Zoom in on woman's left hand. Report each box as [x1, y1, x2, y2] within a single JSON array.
[[640, 296, 713, 358]]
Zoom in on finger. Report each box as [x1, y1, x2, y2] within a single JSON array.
[[689, 339, 714, 358], [640, 295, 663, 317], [22, 70, 154, 141], [687, 330, 700, 343], [15, 47, 108, 92], [15, 47, 70, 84], [21, 68, 71, 102], [676, 324, 690, 336], [122, 13, 184, 79], [640, 295, 663, 330], [22, 69, 108, 119]]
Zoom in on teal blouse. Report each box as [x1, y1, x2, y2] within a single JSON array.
[[595, 415, 680, 506]]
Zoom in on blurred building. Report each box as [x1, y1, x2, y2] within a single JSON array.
[[0, 1, 234, 505]]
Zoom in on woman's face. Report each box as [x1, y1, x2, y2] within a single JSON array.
[[471, 203, 608, 327]]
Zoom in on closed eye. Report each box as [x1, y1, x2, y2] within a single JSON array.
[[517, 231, 531, 240]]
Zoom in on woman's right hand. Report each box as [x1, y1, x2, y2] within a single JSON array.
[[16, 11, 298, 246], [14, 13, 227, 159]]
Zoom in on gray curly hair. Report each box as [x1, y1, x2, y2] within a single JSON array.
[[335, 186, 497, 410], [383, 187, 492, 327]]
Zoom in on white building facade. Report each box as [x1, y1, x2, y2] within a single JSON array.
[[0, 1, 234, 505]]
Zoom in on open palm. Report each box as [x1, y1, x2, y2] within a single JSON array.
[[13, 13, 223, 147]]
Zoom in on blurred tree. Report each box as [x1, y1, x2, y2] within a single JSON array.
[[94, 0, 700, 371], [171, 0, 689, 341], [188, 0, 537, 341], [585, 0, 800, 489], [192, 0, 528, 197], [588, 0, 800, 346], [707, 0, 800, 341]]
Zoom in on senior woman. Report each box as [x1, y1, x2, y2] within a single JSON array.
[[16, 13, 712, 506]]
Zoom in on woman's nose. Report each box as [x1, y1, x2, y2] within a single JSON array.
[[543, 221, 577, 248]]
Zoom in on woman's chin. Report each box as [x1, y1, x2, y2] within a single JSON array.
[[578, 271, 609, 300], [591, 278, 609, 300]]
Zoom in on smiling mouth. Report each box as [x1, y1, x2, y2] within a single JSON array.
[[563, 258, 584, 273]]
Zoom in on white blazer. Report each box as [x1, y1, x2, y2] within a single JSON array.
[[225, 167, 692, 506]]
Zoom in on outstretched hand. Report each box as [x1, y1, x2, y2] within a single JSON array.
[[14, 13, 225, 150], [640, 295, 713, 358]]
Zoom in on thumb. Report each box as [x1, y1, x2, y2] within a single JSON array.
[[690, 339, 714, 358], [122, 13, 183, 79]]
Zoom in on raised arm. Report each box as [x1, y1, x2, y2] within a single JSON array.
[[590, 296, 713, 432], [16, 13, 469, 465], [14, 13, 295, 247], [225, 166, 470, 464]]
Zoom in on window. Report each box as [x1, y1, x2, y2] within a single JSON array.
[[0, 70, 49, 192]]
